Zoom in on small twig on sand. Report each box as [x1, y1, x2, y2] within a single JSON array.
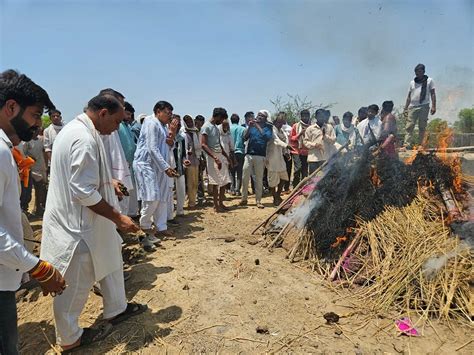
[[229, 337, 267, 344], [272, 325, 322, 353], [40, 327, 60, 354], [170, 315, 191, 328], [455, 339, 473, 352], [335, 324, 357, 346], [184, 324, 225, 335]]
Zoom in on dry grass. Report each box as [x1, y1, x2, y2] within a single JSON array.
[[337, 196, 473, 323]]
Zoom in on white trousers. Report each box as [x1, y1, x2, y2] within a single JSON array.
[[175, 175, 185, 216], [127, 186, 139, 217], [242, 155, 265, 203], [53, 242, 126, 346], [140, 200, 168, 231]]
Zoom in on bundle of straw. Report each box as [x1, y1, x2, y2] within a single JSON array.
[[341, 196, 473, 322]]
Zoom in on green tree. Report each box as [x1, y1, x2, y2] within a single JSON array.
[[270, 94, 334, 125], [426, 118, 449, 133], [453, 108, 474, 133], [424, 118, 449, 148], [42, 114, 51, 128]]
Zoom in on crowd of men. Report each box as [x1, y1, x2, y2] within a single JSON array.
[[0, 63, 436, 354]]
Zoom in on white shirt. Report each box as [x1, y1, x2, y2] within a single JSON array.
[[303, 123, 337, 162], [0, 129, 39, 291], [101, 131, 133, 191], [43, 123, 63, 153], [408, 77, 435, 107], [133, 116, 171, 202], [266, 125, 288, 172], [40, 116, 123, 281], [357, 117, 382, 145], [21, 136, 47, 182]]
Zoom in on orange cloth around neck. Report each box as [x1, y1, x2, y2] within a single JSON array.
[[11, 147, 35, 187]]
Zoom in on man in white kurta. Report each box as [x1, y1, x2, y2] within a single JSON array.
[[43, 109, 63, 164], [356, 104, 382, 146], [266, 113, 289, 206], [40, 95, 143, 349], [133, 101, 176, 246], [101, 130, 133, 214]]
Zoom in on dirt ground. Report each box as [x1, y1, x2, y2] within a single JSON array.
[[17, 195, 473, 354]]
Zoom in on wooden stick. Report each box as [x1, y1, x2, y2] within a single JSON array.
[[183, 324, 225, 335], [288, 229, 306, 262], [329, 230, 363, 281], [253, 142, 349, 234], [455, 339, 473, 352], [267, 221, 292, 249]]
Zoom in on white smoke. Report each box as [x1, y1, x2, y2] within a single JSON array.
[[422, 241, 471, 280], [274, 192, 323, 230]]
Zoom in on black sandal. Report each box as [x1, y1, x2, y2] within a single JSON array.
[[108, 302, 148, 325], [61, 323, 113, 354]]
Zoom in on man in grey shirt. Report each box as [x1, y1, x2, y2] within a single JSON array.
[[200, 108, 231, 212]]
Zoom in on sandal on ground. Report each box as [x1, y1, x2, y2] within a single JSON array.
[[61, 323, 113, 354], [238, 200, 248, 206], [256, 203, 265, 209], [107, 302, 148, 326]]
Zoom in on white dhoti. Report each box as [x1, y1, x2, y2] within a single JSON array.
[[206, 152, 231, 188], [175, 175, 185, 216], [127, 183, 139, 217], [140, 200, 168, 231], [53, 242, 126, 346], [267, 170, 289, 188]]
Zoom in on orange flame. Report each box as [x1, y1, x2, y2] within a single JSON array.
[[404, 145, 424, 165], [331, 236, 347, 248], [370, 167, 382, 187], [437, 128, 463, 193]]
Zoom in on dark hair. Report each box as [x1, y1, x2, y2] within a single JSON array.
[[195, 115, 205, 122], [124, 101, 135, 113], [276, 111, 287, 120], [87, 95, 123, 114], [324, 109, 331, 117], [153, 100, 173, 114], [300, 109, 310, 117], [244, 111, 254, 120], [382, 101, 394, 112], [98, 88, 125, 101], [0, 69, 55, 113], [212, 107, 228, 119], [358, 107, 368, 115], [315, 108, 325, 117], [50, 109, 61, 116], [343, 111, 353, 119], [414, 63, 425, 71], [230, 113, 240, 124], [172, 114, 181, 120], [368, 104, 379, 112]]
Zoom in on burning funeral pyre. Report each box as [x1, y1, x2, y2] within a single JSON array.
[[254, 128, 473, 322]]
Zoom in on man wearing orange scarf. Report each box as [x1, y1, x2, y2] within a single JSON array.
[[0, 69, 65, 355]]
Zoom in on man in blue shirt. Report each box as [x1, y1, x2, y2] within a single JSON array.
[[239, 110, 273, 208], [230, 113, 245, 195]]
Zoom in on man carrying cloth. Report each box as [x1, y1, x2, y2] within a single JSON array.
[[40, 94, 146, 352]]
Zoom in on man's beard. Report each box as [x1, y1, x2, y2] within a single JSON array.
[[10, 110, 37, 142]]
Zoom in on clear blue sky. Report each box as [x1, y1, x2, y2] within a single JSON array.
[[1, 0, 473, 122]]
